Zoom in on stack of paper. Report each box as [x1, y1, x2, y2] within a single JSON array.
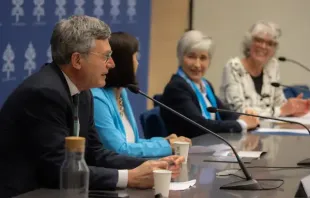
[[213, 150, 265, 159], [170, 180, 196, 191], [252, 128, 309, 135], [272, 112, 310, 125]]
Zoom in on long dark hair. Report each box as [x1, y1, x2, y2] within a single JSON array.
[[105, 32, 139, 87]]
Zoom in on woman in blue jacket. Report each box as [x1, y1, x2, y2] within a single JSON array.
[[91, 32, 191, 158]]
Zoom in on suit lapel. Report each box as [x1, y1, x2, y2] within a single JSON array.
[[45, 62, 75, 135], [46, 63, 93, 138], [78, 91, 89, 138], [47, 62, 74, 107]]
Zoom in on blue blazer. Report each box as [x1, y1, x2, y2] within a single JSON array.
[[91, 87, 172, 158]]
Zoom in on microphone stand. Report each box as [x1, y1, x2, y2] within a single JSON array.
[[278, 57, 310, 73], [272, 83, 310, 166], [271, 82, 309, 92], [207, 107, 310, 166], [127, 84, 262, 190]]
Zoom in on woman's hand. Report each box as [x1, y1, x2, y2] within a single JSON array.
[[280, 93, 309, 117], [165, 133, 178, 140], [239, 109, 260, 130]]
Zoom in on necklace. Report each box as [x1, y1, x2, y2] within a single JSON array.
[[118, 97, 124, 117]]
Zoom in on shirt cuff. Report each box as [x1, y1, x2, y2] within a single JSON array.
[[116, 170, 128, 188], [237, 119, 248, 134]]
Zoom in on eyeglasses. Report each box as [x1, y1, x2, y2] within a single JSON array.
[[253, 37, 278, 48], [89, 51, 113, 63]]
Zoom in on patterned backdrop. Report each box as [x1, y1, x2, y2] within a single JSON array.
[[0, 0, 151, 135]]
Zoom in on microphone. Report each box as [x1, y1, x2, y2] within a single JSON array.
[[278, 56, 310, 73], [271, 82, 309, 92], [127, 84, 263, 190], [270, 82, 282, 88], [207, 107, 310, 166]]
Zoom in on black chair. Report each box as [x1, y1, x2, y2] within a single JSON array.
[[283, 85, 310, 99], [153, 94, 162, 107], [139, 107, 168, 139]]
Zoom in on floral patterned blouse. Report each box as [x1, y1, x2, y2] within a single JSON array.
[[220, 57, 287, 117]]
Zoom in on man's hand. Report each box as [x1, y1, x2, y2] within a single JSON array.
[[128, 160, 169, 189], [159, 155, 184, 178], [127, 155, 185, 189]]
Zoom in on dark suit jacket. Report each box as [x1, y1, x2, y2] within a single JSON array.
[[0, 62, 145, 197], [160, 75, 242, 138]]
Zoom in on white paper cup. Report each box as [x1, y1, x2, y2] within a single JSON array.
[[173, 141, 190, 163], [178, 164, 189, 182], [153, 169, 172, 197]]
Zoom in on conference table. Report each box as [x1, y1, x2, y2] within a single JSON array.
[[16, 126, 310, 198]]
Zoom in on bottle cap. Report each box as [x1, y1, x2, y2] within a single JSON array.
[[65, 136, 85, 152]]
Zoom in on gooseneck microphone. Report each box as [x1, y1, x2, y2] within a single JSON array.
[[127, 84, 263, 190], [270, 82, 284, 88], [278, 56, 310, 73], [207, 107, 310, 166], [206, 107, 310, 134], [271, 82, 309, 92]]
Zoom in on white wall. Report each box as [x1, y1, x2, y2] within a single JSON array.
[[193, 0, 310, 94]]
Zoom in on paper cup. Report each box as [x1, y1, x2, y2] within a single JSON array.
[[174, 141, 190, 163], [153, 169, 172, 197], [178, 164, 189, 182]]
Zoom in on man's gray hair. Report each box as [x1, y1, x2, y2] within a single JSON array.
[[242, 20, 281, 57], [177, 30, 214, 65], [50, 15, 111, 65]]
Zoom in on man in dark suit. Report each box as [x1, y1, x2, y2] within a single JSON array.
[[0, 15, 183, 197]]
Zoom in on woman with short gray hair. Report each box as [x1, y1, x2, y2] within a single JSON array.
[[160, 30, 259, 138], [220, 21, 309, 117]]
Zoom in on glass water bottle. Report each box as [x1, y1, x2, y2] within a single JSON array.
[[60, 136, 89, 198]]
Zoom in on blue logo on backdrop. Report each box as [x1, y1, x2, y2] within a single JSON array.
[[0, 0, 151, 136]]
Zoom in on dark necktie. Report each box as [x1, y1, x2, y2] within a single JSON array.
[[72, 94, 80, 136]]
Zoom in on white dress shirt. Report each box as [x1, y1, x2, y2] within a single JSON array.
[[62, 72, 128, 188]]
